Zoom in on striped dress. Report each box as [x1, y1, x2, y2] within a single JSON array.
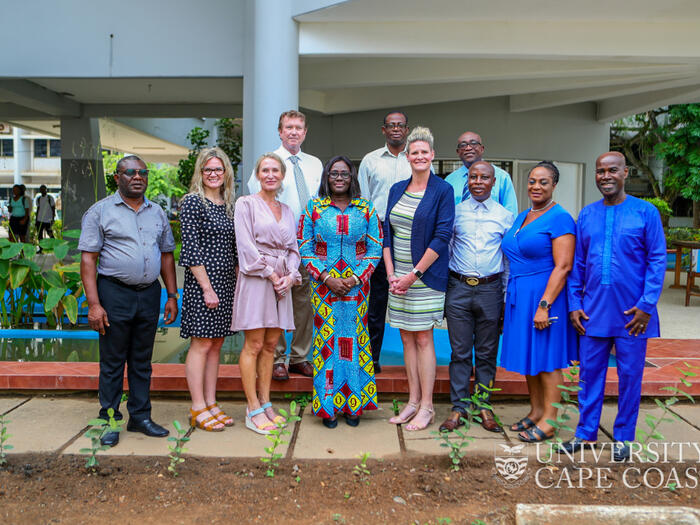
[[387, 191, 445, 331]]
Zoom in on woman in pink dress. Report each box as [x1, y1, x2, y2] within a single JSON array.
[[232, 153, 301, 434]]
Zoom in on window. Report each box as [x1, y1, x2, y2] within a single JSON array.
[[0, 139, 12, 157], [49, 140, 61, 157], [33, 139, 61, 158], [34, 139, 47, 158]]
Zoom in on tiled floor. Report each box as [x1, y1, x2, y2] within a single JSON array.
[[0, 338, 697, 395]]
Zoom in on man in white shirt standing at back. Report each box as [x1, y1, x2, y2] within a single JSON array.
[[439, 161, 514, 434], [247, 110, 323, 380], [35, 184, 56, 243], [358, 111, 412, 373]]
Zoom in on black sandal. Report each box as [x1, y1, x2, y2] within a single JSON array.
[[518, 425, 553, 443], [322, 417, 338, 429], [510, 417, 535, 432]]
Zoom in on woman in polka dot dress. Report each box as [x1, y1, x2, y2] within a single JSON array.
[[179, 147, 237, 432]]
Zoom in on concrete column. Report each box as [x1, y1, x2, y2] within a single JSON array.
[[12, 126, 23, 185], [60, 117, 105, 230], [241, 0, 299, 189]]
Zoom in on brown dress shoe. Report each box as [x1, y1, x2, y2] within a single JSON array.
[[480, 409, 502, 433], [438, 411, 466, 432], [288, 361, 314, 377], [272, 363, 289, 381]]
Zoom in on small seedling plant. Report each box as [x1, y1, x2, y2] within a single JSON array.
[[79, 408, 124, 470], [432, 385, 503, 471], [542, 364, 582, 462], [353, 451, 371, 482], [261, 401, 301, 477], [167, 420, 190, 476], [0, 414, 13, 466], [629, 361, 697, 461], [391, 399, 402, 416]]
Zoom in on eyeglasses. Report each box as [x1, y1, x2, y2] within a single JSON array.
[[383, 123, 408, 130], [203, 167, 225, 175], [329, 171, 352, 180], [117, 169, 149, 177], [457, 141, 482, 150]]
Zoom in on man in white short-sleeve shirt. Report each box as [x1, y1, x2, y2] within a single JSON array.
[[247, 110, 323, 380]]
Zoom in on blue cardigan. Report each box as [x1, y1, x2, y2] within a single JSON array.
[[383, 173, 455, 292]]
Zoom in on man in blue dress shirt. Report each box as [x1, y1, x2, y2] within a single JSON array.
[[444, 131, 518, 216], [564, 151, 666, 461], [440, 161, 514, 433]]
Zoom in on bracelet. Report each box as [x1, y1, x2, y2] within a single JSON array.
[[351, 274, 361, 286], [322, 274, 331, 284]]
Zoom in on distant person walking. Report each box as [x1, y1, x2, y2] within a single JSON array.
[[35, 185, 56, 243], [8, 184, 30, 243]]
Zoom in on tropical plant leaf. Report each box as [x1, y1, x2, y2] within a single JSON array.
[[62, 229, 81, 239], [1, 244, 22, 260], [9, 264, 29, 289], [44, 286, 67, 312], [53, 242, 70, 261], [42, 270, 64, 288], [61, 294, 78, 324], [12, 258, 40, 273], [0, 260, 8, 279]]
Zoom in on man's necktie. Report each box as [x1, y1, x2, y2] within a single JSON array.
[[290, 155, 310, 209], [461, 174, 471, 202]]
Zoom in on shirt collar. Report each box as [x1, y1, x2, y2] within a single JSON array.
[[466, 196, 493, 211], [380, 145, 407, 159], [279, 144, 304, 161], [114, 191, 150, 209]]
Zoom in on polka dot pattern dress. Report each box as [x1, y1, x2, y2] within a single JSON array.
[[178, 193, 237, 338]]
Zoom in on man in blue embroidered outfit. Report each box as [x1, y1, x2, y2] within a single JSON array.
[[563, 151, 666, 461], [298, 155, 383, 427], [444, 131, 518, 215], [358, 110, 412, 374], [440, 161, 514, 433]]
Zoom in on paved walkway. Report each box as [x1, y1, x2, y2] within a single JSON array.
[[1, 396, 698, 460]]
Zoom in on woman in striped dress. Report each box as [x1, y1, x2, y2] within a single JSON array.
[[383, 127, 455, 431]]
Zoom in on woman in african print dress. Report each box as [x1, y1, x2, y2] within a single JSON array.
[[298, 155, 383, 428]]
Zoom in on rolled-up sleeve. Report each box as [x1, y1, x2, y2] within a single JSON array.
[[158, 208, 176, 253]]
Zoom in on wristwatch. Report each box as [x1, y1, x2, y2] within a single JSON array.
[[412, 268, 424, 278], [167, 292, 179, 300], [538, 299, 551, 310]]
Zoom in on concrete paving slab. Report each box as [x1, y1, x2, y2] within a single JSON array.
[[293, 405, 400, 459], [0, 396, 29, 415], [63, 399, 189, 457], [8, 397, 94, 453], [669, 403, 700, 429], [600, 402, 700, 460], [185, 401, 289, 458]]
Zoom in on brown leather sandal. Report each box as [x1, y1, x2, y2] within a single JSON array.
[[206, 403, 234, 427], [189, 407, 225, 432]]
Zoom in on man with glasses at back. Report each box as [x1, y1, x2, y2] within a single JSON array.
[[79, 155, 179, 447], [445, 131, 518, 215], [358, 111, 412, 373]]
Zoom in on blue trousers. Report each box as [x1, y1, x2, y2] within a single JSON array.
[[575, 335, 647, 442]]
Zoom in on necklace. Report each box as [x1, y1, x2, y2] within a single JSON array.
[[531, 199, 553, 212]]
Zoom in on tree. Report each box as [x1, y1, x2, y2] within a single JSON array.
[[655, 104, 700, 228], [611, 104, 700, 227], [177, 127, 210, 191]]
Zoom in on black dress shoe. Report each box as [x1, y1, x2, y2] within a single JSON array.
[[612, 442, 631, 462], [344, 414, 360, 427], [100, 431, 120, 447], [558, 437, 597, 454], [127, 418, 169, 437], [322, 417, 338, 429]]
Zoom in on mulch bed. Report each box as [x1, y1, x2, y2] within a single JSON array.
[[1, 453, 698, 524]]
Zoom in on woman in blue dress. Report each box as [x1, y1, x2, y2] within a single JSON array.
[[501, 161, 577, 443], [298, 155, 383, 428]]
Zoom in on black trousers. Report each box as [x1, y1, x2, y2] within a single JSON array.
[[36, 221, 54, 240], [367, 258, 389, 366], [97, 276, 161, 421], [445, 275, 503, 413]]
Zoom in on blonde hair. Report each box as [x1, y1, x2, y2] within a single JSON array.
[[278, 110, 307, 130], [189, 147, 236, 218], [406, 126, 434, 152], [254, 152, 286, 196]]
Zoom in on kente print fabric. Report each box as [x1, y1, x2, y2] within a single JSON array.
[[298, 197, 383, 417]]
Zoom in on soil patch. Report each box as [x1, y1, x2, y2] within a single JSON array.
[[1, 453, 698, 524]]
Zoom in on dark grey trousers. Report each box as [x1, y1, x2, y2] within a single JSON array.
[[97, 276, 161, 421], [445, 275, 503, 413]]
